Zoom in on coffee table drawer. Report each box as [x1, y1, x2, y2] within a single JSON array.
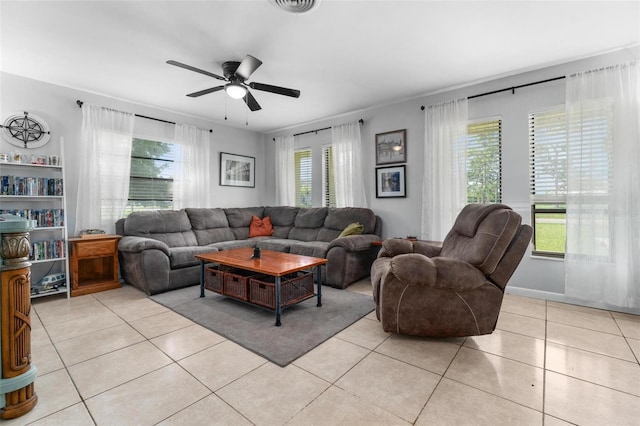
[[249, 272, 314, 310]]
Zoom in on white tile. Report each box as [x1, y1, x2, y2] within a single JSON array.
[[335, 352, 440, 423], [547, 322, 636, 362], [495, 311, 546, 340], [151, 323, 226, 360], [2, 369, 81, 426], [179, 340, 266, 391], [86, 364, 210, 425], [216, 363, 329, 426], [68, 341, 172, 398], [158, 394, 252, 426], [288, 385, 410, 426], [28, 402, 94, 426], [53, 323, 145, 366], [129, 310, 195, 339], [417, 378, 542, 426], [335, 317, 391, 349], [547, 305, 620, 335], [375, 334, 461, 375], [546, 342, 640, 396], [444, 346, 543, 411], [545, 371, 640, 425], [294, 337, 370, 383], [465, 329, 545, 367]]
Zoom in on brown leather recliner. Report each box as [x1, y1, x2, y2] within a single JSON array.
[[371, 204, 533, 337]]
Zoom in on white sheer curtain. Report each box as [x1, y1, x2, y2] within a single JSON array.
[[421, 99, 468, 241], [331, 121, 367, 207], [274, 134, 295, 206], [75, 104, 134, 235], [565, 62, 640, 312], [173, 124, 211, 209]]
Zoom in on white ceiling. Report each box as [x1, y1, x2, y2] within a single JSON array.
[[1, 1, 639, 133]]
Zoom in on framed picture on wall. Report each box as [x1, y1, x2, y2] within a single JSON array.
[[375, 129, 406, 165], [376, 165, 406, 198], [220, 152, 255, 187]]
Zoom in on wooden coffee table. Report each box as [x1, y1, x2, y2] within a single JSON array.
[[195, 247, 328, 326]]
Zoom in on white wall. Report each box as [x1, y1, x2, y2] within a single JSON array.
[[264, 47, 639, 300], [0, 72, 266, 235]]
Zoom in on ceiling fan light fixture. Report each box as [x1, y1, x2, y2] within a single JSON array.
[[225, 82, 247, 99], [269, 0, 321, 14]]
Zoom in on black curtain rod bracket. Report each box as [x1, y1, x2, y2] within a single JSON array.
[[76, 99, 212, 132], [419, 75, 565, 110], [272, 118, 364, 141]]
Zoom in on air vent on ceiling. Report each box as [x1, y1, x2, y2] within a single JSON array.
[[269, 0, 321, 14]]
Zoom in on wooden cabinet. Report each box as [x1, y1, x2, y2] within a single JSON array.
[[68, 235, 121, 297]]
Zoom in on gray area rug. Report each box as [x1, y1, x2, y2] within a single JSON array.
[[150, 285, 375, 367]]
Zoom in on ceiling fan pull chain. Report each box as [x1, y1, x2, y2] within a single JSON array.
[[224, 95, 228, 121]]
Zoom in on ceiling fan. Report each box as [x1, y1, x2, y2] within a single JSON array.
[[166, 55, 300, 111]]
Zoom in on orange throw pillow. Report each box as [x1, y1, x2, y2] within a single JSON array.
[[249, 215, 274, 237]]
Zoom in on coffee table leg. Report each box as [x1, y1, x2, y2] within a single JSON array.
[[275, 276, 282, 326], [316, 266, 322, 307], [199, 260, 205, 298]]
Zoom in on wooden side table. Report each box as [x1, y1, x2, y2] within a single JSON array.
[[68, 235, 122, 297]]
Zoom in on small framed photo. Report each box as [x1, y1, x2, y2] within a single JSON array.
[[376, 165, 406, 198], [375, 129, 406, 165], [220, 152, 255, 188]]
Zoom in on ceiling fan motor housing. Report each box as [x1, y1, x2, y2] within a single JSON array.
[[222, 61, 242, 81]]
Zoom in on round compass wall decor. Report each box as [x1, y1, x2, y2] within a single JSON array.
[[1, 111, 51, 149]]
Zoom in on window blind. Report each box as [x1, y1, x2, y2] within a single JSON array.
[[127, 138, 176, 212], [295, 149, 312, 207], [466, 119, 502, 203], [322, 145, 336, 207], [529, 109, 567, 203]]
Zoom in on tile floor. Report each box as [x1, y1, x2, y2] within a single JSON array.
[[9, 279, 640, 425]]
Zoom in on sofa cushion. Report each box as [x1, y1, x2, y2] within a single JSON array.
[[289, 207, 327, 242], [224, 207, 265, 240], [317, 207, 377, 242], [250, 215, 274, 237], [289, 241, 330, 259], [123, 210, 197, 248], [168, 245, 218, 269], [256, 239, 292, 253], [208, 239, 257, 251], [185, 208, 235, 246], [264, 206, 299, 238]]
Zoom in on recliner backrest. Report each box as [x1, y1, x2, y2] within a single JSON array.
[[440, 204, 522, 276]]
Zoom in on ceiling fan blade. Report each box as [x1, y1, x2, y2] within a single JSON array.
[[249, 82, 301, 98], [167, 60, 226, 81], [244, 91, 262, 111], [186, 86, 225, 97], [235, 55, 263, 81]]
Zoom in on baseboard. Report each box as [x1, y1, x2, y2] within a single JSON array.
[[506, 286, 640, 315]]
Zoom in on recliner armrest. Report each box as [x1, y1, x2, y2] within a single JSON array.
[[118, 236, 170, 256], [379, 238, 442, 258]]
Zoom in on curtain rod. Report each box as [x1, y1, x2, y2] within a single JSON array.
[[419, 76, 566, 110], [76, 100, 212, 133], [272, 118, 364, 141]]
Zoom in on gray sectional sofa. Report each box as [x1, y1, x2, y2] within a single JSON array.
[[116, 206, 382, 295]]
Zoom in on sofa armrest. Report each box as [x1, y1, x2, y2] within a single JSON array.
[[328, 234, 381, 252], [118, 236, 170, 256]]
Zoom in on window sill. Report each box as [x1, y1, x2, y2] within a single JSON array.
[[529, 254, 565, 262]]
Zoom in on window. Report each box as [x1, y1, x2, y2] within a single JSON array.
[[529, 109, 567, 257], [295, 148, 312, 207], [466, 119, 502, 203], [322, 145, 336, 207], [125, 137, 178, 214]]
